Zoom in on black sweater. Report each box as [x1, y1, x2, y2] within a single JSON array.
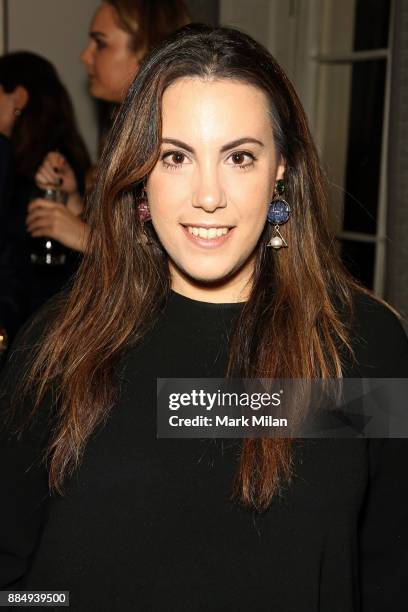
[[1, 290, 408, 611]]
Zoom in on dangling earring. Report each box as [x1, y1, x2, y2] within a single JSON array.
[[14, 108, 22, 117], [266, 179, 291, 249], [136, 185, 151, 245]]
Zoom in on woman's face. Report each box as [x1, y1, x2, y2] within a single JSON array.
[[146, 78, 285, 302], [80, 2, 141, 103]]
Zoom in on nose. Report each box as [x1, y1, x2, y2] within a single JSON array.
[[192, 166, 226, 212], [80, 42, 93, 68]]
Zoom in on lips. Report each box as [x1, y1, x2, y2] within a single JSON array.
[[186, 226, 230, 239], [180, 224, 235, 248]]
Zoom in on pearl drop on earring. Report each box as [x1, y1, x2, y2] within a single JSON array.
[[269, 234, 284, 249], [267, 225, 287, 249]]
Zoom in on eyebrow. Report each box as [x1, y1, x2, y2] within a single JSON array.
[[161, 137, 265, 154]]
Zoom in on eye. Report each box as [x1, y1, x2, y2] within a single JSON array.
[[227, 151, 256, 169], [161, 151, 189, 170], [90, 35, 107, 50]]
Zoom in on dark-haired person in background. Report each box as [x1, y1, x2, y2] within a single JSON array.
[[0, 105, 14, 244], [0, 52, 91, 349], [33, 0, 191, 256], [1, 24, 407, 611]]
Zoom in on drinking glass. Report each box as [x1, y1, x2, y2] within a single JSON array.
[[29, 187, 68, 266]]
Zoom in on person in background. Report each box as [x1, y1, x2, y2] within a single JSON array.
[[82, 0, 191, 104], [33, 0, 191, 253], [0, 52, 90, 350], [0, 93, 16, 357], [0, 99, 15, 245]]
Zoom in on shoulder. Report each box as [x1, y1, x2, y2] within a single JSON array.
[[345, 290, 408, 377]]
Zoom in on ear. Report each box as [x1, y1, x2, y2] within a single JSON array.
[[275, 157, 286, 182], [11, 85, 29, 111]]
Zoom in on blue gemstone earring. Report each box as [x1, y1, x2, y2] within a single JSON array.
[[266, 179, 291, 249]]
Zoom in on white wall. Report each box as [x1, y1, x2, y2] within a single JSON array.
[[219, 0, 321, 131], [220, 0, 271, 49], [7, 0, 100, 160], [0, 2, 4, 53]]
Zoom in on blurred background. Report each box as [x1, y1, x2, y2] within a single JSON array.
[[0, 0, 406, 320]]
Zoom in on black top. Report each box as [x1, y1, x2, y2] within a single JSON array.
[[0, 134, 13, 238], [1, 290, 408, 611]]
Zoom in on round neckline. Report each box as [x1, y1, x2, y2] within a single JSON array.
[[170, 289, 246, 310]]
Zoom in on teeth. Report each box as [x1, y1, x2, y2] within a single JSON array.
[[187, 226, 229, 239]]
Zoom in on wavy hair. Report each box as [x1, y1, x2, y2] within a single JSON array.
[[9, 25, 366, 511]]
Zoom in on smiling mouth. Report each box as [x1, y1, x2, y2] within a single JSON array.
[[181, 225, 234, 240]]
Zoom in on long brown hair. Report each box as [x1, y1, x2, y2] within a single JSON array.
[[0, 52, 90, 179], [9, 25, 366, 511], [106, 0, 191, 54]]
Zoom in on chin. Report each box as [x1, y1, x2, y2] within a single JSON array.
[[177, 261, 240, 286], [89, 82, 108, 101], [89, 82, 99, 97]]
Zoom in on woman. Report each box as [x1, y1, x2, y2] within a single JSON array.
[[0, 52, 90, 347], [1, 25, 407, 611], [32, 0, 191, 253], [81, 0, 191, 103]]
